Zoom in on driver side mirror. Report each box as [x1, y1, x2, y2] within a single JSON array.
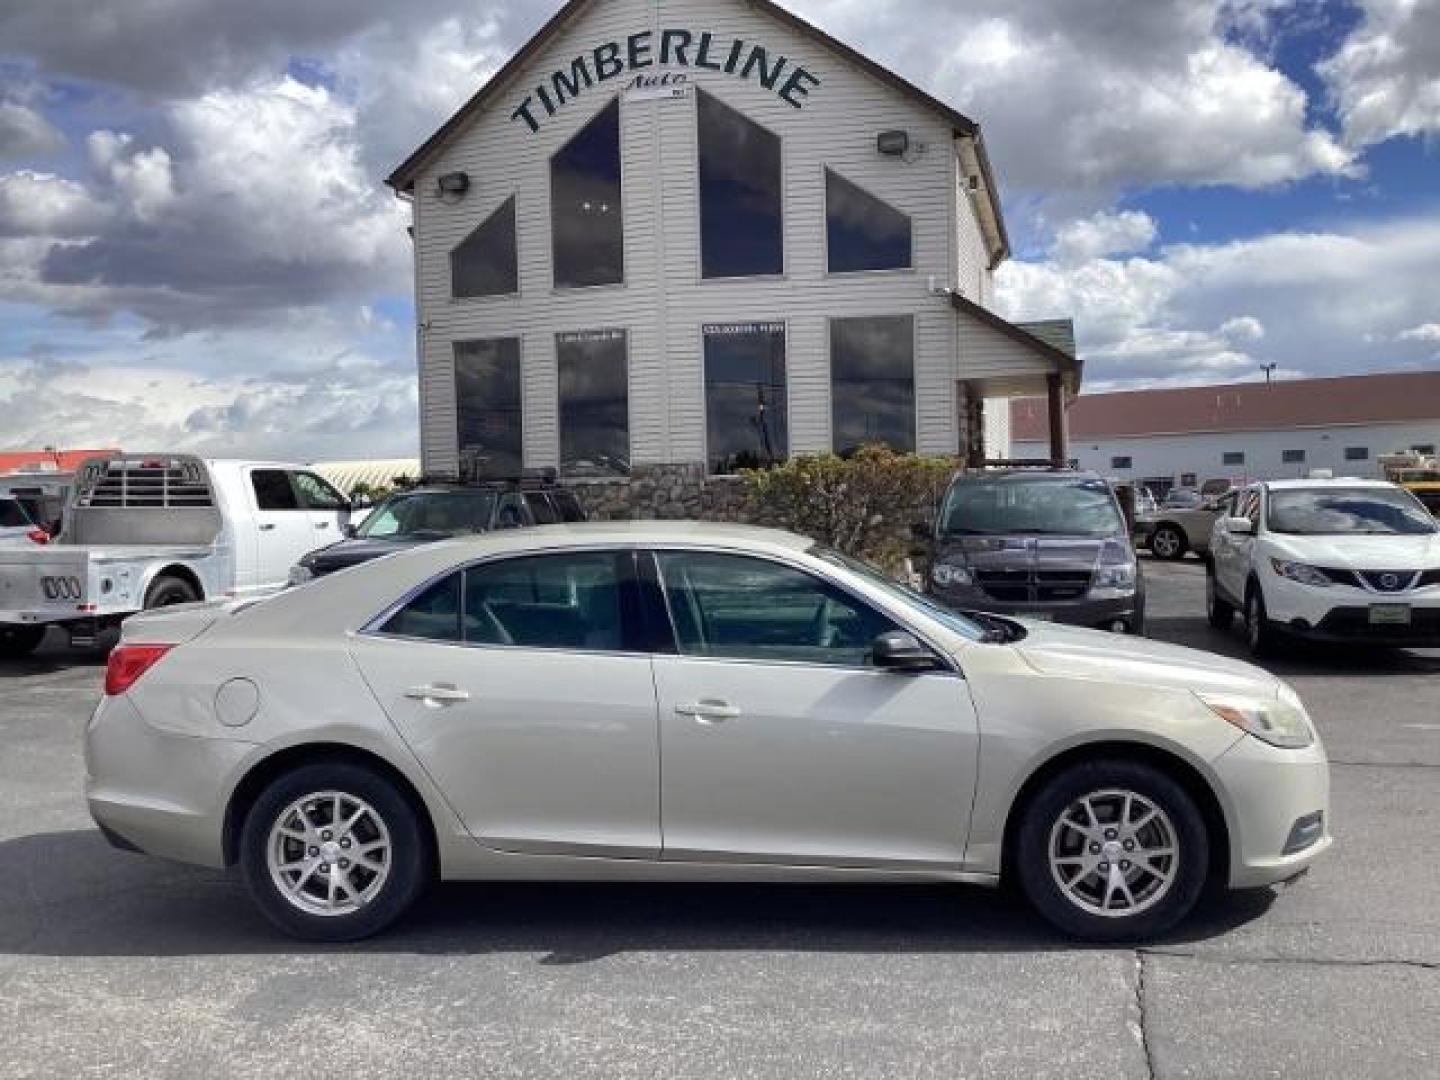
[[1222, 516, 1255, 536], [871, 631, 941, 673]]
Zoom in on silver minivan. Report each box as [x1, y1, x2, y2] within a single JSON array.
[[919, 470, 1145, 633]]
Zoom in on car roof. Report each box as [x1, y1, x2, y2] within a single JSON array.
[[374, 521, 816, 562], [1261, 478, 1397, 490]]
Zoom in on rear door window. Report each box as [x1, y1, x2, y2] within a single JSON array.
[[251, 470, 301, 511], [294, 472, 348, 511], [465, 552, 632, 651]]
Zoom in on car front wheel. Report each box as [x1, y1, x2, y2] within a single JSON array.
[[1245, 587, 1281, 658], [1016, 759, 1209, 942], [239, 762, 430, 942], [1206, 566, 1234, 630]]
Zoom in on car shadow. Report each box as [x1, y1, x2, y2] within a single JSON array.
[[1144, 615, 1440, 679], [0, 628, 112, 677], [0, 828, 1276, 962]]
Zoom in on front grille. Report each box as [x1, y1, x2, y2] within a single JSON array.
[[1357, 570, 1421, 594], [975, 568, 1094, 603]]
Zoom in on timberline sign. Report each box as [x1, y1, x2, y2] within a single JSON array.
[[512, 28, 822, 133]]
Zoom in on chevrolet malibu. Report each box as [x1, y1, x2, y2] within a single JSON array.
[[86, 523, 1331, 942]]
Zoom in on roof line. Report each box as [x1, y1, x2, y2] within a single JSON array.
[[950, 292, 1082, 389], [383, 0, 1008, 260]]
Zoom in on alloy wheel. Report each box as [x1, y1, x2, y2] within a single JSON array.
[[266, 791, 392, 918], [1047, 789, 1179, 918], [1152, 527, 1182, 559]]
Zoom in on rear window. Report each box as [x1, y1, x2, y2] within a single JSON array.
[[0, 499, 31, 528], [940, 477, 1126, 539]]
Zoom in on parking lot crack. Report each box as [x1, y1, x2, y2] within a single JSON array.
[[1132, 950, 1158, 1080], [1328, 759, 1440, 771], [1141, 948, 1440, 973]]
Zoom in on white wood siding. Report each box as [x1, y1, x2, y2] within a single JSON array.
[[412, 0, 998, 473]]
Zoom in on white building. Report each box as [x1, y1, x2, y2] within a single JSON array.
[[1012, 371, 1440, 494], [386, 0, 1079, 507]]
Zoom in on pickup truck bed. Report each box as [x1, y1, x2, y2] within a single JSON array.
[[0, 544, 219, 625]]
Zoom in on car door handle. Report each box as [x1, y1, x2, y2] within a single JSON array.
[[315, 522, 330, 529], [676, 700, 742, 724], [259, 524, 276, 532], [405, 684, 471, 706]]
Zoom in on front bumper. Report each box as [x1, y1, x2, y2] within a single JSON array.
[[85, 694, 256, 868], [1263, 574, 1440, 648], [1212, 732, 1332, 889]]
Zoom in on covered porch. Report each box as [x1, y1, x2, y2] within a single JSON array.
[[950, 294, 1082, 468]]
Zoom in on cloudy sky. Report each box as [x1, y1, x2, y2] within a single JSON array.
[[1, 0, 1438, 459]]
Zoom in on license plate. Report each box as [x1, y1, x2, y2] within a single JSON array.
[[1370, 605, 1412, 626]]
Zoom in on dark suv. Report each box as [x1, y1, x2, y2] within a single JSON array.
[[291, 479, 587, 582], [917, 469, 1145, 634]]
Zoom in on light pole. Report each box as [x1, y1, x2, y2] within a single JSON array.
[[1260, 363, 1278, 386]]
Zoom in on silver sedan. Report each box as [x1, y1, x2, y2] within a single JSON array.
[[85, 523, 1331, 942]]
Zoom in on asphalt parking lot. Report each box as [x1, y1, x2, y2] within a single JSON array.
[[1, 558, 1437, 1080]]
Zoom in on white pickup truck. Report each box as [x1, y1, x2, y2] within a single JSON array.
[[0, 454, 353, 656]]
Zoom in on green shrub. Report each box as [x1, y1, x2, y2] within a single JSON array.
[[741, 446, 956, 571]]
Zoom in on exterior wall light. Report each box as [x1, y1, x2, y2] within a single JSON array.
[[437, 171, 471, 196], [877, 130, 910, 157]]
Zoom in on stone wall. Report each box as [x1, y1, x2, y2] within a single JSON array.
[[565, 465, 765, 523]]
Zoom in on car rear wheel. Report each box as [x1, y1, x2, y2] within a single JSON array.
[[1015, 759, 1209, 942], [1150, 525, 1188, 561], [0, 624, 45, 658], [239, 762, 430, 942], [1205, 566, 1234, 630], [144, 575, 199, 609]]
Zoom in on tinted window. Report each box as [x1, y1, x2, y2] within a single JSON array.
[[826, 169, 912, 273], [1345, 447, 1370, 462], [380, 573, 462, 642], [452, 196, 518, 299], [1223, 452, 1246, 466], [1282, 449, 1306, 465], [295, 472, 346, 511], [1111, 456, 1133, 470], [698, 90, 782, 278], [456, 339, 523, 479], [552, 489, 586, 522], [558, 329, 629, 477], [831, 316, 915, 455], [524, 493, 558, 525], [552, 99, 623, 288], [357, 491, 497, 539], [495, 493, 526, 529], [940, 478, 1126, 539], [704, 322, 788, 474], [657, 552, 896, 667], [0, 499, 31, 528], [252, 470, 300, 511], [1268, 488, 1438, 536], [465, 553, 630, 651]]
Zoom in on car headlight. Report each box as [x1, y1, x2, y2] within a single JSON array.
[[1093, 564, 1137, 590], [1091, 541, 1138, 596], [1198, 690, 1314, 749], [931, 558, 973, 589], [287, 563, 314, 587], [1270, 559, 1333, 587]]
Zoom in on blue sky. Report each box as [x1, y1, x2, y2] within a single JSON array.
[[1, 0, 1438, 457]]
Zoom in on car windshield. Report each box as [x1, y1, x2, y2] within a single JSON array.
[[1164, 490, 1202, 508], [357, 491, 498, 539], [0, 499, 31, 528], [1267, 488, 1439, 536], [940, 477, 1126, 538], [815, 549, 987, 642]]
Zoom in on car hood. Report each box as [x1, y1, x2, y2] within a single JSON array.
[[1013, 620, 1280, 698], [305, 537, 427, 573], [1267, 532, 1440, 568]]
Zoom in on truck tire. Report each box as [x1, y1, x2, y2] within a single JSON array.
[[144, 575, 199, 610], [0, 624, 45, 658]]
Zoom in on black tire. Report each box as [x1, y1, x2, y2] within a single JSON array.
[[1015, 758, 1210, 942], [0, 624, 45, 658], [239, 762, 431, 942], [144, 575, 199, 610], [1205, 565, 1234, 631], [1244, 585, 1281, 658], [1150, 524, 1188, 561]]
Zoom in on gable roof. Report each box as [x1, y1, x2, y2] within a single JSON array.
[[1010, 370, 1440, 443], [950, 293, 1082, 391], [385, 0, 1010, 262]]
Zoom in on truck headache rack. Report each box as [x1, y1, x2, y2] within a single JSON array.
[[76, 457, 215, 509]]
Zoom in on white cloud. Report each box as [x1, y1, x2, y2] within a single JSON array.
[[1399, 323, 1440, 343], [1053, 210, 1158, 264], [0, 171, 110, 237], [997, 214, 1440, 388], [0, 99, 65, 160], [1319, 0, 1440, 147]]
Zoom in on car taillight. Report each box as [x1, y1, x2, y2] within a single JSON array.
[[26, 529, 49, 545], [105, 644, 173, 696]]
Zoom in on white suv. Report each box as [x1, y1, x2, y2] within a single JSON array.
[[1207, 479, 1440, 655], [0, 497, 47, 548]]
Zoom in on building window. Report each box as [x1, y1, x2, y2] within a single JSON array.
[[1181, 473, 1198, 487], [557, 329, 629, 477], [825, 169, 912, 273], [1223, 451, 1246, 467], [451, 196, 518, 299], [703, 322, 788, 474], [455, 339, 523, 479], [698, 89, 782, 279], [1111, 456, 1133, 470], [552, 99, 623, 288], [1282, 449, 1306, 464], [1345, 447, 1369, 462], [831, 315, 915, 455]]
